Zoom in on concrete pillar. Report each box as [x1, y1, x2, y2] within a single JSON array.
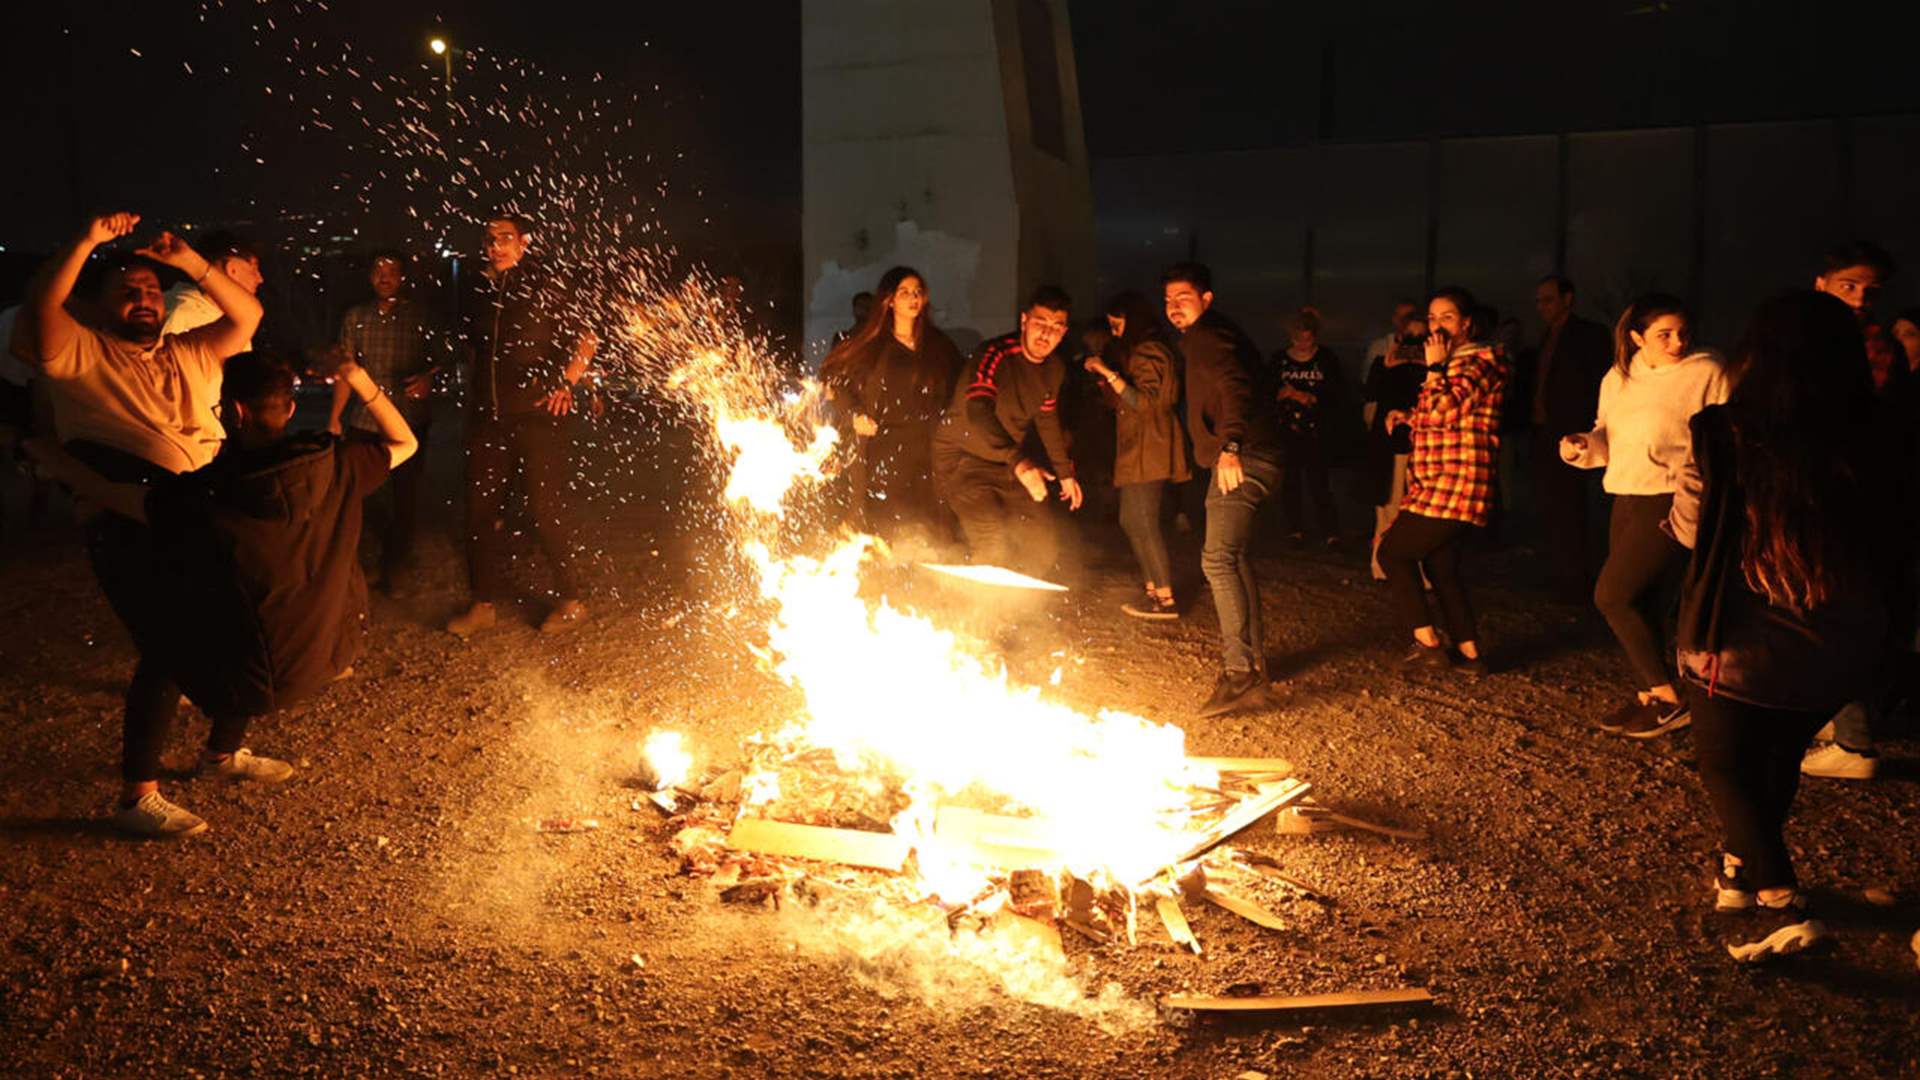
[[802, 0, 1096, 362]]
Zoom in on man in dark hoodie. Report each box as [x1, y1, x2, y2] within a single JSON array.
[[447, 214, 599, 638], [28, 353, 417, 837], [1163, 262, 1283, 718]]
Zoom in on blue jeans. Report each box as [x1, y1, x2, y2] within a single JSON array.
[[1118, 480, 1173, 589], [1202, 453, 1280, 673]]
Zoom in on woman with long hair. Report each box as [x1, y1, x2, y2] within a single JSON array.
[[1377, 286, 1508, 676], [819, 266, 962, 543], [1561, 294, 1729, 739], [1084, 291, 1190, 618], [1668, 290, 1890, 961]]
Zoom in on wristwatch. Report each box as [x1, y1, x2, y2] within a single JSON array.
[[1220, 440, 1242, 456]]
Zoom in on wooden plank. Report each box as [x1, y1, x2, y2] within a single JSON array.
[[726, 818, 909, 872], [983, 913, 1064, 959], [1170, 779, 1312, 866], [1201, 888, 1288, 931], [932, 806, 1063, 870], [1162, 988, 1435, 1013], [1155, 897, 1201, 954], [1186, 756, 1295, 777]]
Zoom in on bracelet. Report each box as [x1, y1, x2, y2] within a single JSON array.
[[194, 260, 215, 284]]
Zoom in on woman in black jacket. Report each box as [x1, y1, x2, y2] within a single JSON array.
[[820, 266, 963, 544], [1667, 290, 1889, 962]]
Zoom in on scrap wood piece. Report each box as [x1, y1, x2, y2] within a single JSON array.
[[932, 806, 1063, 869], [1201, 887, 1288, 931], [1154, 896, 1202, 954], [1282, 801, 1429, 841], [726, 817, 909, 872], [1235, 852, 1328, 900], [1169, 778, 1312, 866], [982, 912, 1065, 959], [1162, 987, 1435, 1013], [1186, 756, 1294, 778]]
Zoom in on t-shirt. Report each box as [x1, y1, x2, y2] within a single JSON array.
[[163, 284, 253, 352], [41, 323, 227, 474], [1273, 347, 1338, 435], [1564, 350, 1730, 495]]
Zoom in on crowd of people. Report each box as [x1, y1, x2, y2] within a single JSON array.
[[818, 242, 1919, 963], [4, 205, 1917, 965]]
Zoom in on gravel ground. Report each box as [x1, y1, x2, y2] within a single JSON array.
[[2, 460, 1918, 1079]]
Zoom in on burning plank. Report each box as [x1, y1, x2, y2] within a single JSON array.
[[1170, 778, 1312, 866], [932, 806, 1063, 870], [1162, 988, 1435, 1014], [1185, 756, 1295, 777], [916, 563, 1068, 592], [725, 818, 909, 872], [1154, 896, 1202, 954]]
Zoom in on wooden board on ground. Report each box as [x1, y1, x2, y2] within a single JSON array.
[[933, 806, 1063, 870], [982, 912, 1064, 959], [1202, 887, 1289, 931], [1155, 896, 1201, 954], [1169, 778, 1313, 866], [726, 818, 909, 872], [1186, 756, 1294, 777], [1163, 988, 1435, 1013]]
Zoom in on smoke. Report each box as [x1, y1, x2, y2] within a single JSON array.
[[770, 894, 1154, 1035]]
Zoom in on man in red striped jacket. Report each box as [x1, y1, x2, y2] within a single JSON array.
[[932, 286, 1083, 575]]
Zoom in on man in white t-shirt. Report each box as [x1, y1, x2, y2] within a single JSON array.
[[161, 234, 263, 350], [15, 211, 263, 837]]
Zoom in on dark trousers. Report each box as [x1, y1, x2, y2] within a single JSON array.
[[1202, 453, 1281, 673], [861, 419, 942, 544], [367, 421, 428, 580], [1378, 511, 1479, 644], [936, 454, 1056, 576], [1278, 432, 1336, 537], [1533, 432, 1594, 600], [1687, 686, 1829, 890], [1118, 480, 1173, 588], [466, 414, 585, 602], [1594, 493, 1684, 689]]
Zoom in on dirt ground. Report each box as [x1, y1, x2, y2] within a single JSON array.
[[2, 441, 1918, 1079]]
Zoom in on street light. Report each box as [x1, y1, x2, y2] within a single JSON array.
[[428, 35, 453, 89]]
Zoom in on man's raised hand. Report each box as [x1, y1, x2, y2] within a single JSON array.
[[85, 213, 141, 246], [133, 231, 205, 274]]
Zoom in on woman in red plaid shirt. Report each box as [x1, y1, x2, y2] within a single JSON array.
[[1378, 287, 1510, 676]]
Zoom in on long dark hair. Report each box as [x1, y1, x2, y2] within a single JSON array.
[[1612, 293, 1692, 379], [820, 266, 933, 385], [1105, 290, 1164, 356], [1726, 290, 1875, 610], [1428, 286, 1482, 345]]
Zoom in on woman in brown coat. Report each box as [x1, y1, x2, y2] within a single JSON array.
[[1085, 291, 1190, 618]]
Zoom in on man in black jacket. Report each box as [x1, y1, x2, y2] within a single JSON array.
[[29, 353, 416, 837], [932, 286, 1083, 577], [1164, 262, 1283, 717], [448, 214, 599, 637], [1523, 275, 1611, 602]]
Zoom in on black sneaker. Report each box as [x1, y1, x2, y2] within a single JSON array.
[[1622, 699, 1690, 739], [1198, 670, 1271, 718], [1711, 852, 1756, 913], [1454, 652, 1489, 678], [1725, 891, 1827, 963], [1399, 642, 1453, 674], [1597, 697, 1653, 734]]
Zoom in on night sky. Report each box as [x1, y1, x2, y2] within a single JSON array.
[[3, 2, 1916, 267]]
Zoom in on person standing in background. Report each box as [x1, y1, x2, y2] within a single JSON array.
[[1272, 306, 1342, 547], [1522, 276, 1612, 602]]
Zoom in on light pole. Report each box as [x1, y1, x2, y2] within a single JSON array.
[[429, 36, 453, 91], [428, 35, 460, 325]]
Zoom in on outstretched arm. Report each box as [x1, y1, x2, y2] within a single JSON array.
[[21, 437, 152, 523]]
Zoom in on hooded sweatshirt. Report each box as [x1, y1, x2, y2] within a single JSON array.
[[1563, 349, 1729, 494], [146, 432, 391, 719]]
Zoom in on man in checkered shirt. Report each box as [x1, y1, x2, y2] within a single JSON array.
[[327, 251, 447, 591]]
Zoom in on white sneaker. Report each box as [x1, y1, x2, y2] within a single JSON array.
[[1800, 742, 1878, 780], [112, 791, 208, 838], [205, 748, 294, 784]]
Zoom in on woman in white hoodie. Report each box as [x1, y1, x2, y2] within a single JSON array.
[[1561, 294, 1730, 739]]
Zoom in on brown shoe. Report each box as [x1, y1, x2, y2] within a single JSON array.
[[539, 599, 587, 634], [447, 601, 497, 639]]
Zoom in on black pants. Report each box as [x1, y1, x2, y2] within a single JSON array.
[[1687, 686, 1829, 890], [1533, 432, 1593, 600], [861, 419, 942, 544], [936, 454, 1056, 577], [1279, 432, 1336, 537], [466, 414, 585, 602], [1118, 480, 1173, 589], [1378, 511, 1478, 644], [1594, 494, 1684, 689], [367, 420, 428, 581]]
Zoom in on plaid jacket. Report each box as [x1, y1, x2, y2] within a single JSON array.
[[1401, 344, 1509, 526]]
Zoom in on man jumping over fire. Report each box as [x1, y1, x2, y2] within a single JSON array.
[[931, 285, 1083, 579]]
